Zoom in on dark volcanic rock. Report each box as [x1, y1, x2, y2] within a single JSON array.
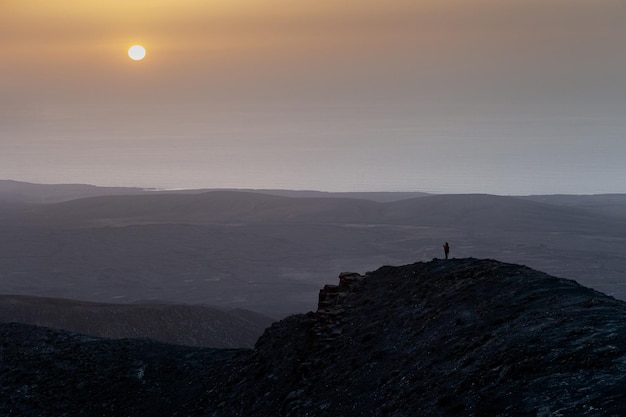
[[2, 258, 626, 416], [0, 323, 243, 417], [205, 258, 626, 416]]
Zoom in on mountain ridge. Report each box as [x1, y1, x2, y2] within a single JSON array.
[[2, 258, 626, 416], [22, 191, 624, 233], [211, 258, 626, 416]]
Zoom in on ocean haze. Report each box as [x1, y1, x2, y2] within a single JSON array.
[[3, 115, 624, 195], [2, 1, 625, 195]]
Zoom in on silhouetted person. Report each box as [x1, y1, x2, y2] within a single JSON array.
[[443, 242, 450, 259]]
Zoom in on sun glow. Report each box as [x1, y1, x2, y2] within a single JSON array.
[[128, 45, 146, 61]]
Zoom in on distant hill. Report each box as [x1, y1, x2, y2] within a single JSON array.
[[384, 193, 624, 233], [231, 189, 431, 202], [24, 190, 624, 234], [0, 294, 273, 348], [2, 189, 626, 316], [0, 180, 429, 205], [0, 180, 146, 204], [25, 190, 385, 227], [2, 259, 626, 416], [520, 194, 626, 219]]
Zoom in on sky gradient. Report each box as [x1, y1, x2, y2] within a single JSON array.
[[2, 0, 625, 194]]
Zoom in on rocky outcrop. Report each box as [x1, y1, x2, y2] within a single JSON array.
[[206, 258, 626, 416], [2, 258, 626, 416]]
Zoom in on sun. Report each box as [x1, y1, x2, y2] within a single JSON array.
[[128, 45, 146, 61]]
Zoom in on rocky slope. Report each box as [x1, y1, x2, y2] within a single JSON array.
[[2, 258, 626, 416]]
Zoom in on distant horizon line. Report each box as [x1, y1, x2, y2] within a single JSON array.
[[2, 178, 625, 197]]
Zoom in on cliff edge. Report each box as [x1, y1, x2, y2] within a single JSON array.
[[206, 258, 626, 416]]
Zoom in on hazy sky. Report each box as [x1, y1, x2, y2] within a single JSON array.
[[2, 0, 625, 194]]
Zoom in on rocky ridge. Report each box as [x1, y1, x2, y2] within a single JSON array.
[[2, 258, 626, 416]]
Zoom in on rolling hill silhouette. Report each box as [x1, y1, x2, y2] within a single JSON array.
[[0, 294, 272, 348], [25, 191, 622, 232], [1, 185, 625, 316]]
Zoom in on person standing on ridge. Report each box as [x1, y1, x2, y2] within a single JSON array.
[[443, 242, 450, 259]]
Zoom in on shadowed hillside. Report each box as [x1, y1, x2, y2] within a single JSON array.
[[0, 295, 272, 348], [2, 259, 626, 416]]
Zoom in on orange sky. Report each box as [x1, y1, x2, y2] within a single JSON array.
[[1, 1, 625, 193], [4, 0, 623, 105]]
